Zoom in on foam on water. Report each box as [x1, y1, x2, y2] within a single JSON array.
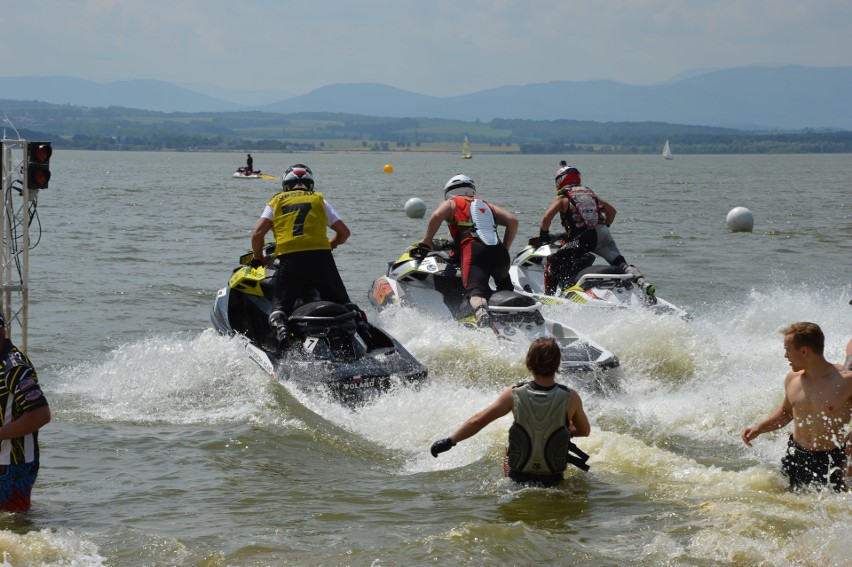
[[39, 276, 851, 565], [48, 330, 293, 428], [0, 528, 105, 567]]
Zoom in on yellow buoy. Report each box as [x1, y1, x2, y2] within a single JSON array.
[[383, 164, 394, 174]]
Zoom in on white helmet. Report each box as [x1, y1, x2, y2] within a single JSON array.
[[443, 174, 476, 199]]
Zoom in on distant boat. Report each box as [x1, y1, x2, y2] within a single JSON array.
[[462, 135, 472, 159], [662, 139, 673, 160]]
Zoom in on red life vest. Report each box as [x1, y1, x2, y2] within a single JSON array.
[[447, 196, 499, 246]]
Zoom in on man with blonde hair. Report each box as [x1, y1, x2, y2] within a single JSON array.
[[742, 322, 852, 491]]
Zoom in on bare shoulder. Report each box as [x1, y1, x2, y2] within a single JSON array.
[[567, 387, 584, 406], [783, 369, 803, 386], [837, 364, 852, 392]]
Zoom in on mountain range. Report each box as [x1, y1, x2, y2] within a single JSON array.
[[1, 65, 850, 131]]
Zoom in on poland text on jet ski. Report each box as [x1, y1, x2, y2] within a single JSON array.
[[212, 246, 427, 406]]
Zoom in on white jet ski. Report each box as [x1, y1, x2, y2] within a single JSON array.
[[368, 239, 620, 374], [510, 240, 688, 318]]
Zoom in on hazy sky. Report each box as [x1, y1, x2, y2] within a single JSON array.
[[5, 0, 851, 98]]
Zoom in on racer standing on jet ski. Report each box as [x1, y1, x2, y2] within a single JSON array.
[[249, 164, 361, 347], [538, 162, 643, 295], [419, 174, 518, 328]]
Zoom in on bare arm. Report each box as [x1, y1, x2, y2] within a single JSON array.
[[540, 198, 563, 232], [448, 387, 514, 445], [329, 219, 350, 249], [741, 380, 794, 446], [422, 201, 454, 249], [599, 198, 617, 225], [490, 204, 518, 250], [251, 218, 273, 260], [568, 392, 591, 437], [0, 405, 50, 441]]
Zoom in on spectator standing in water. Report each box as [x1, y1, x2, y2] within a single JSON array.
[[430, 337, 591, 487], [742, 322, 852, 491]]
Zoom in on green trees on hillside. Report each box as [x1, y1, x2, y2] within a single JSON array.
[[3, 99, 850, 153]]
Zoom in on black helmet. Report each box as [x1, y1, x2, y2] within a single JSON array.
[[282, 164, 314, 191]]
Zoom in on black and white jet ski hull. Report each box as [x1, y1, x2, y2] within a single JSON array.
[[510, 243, 688, 319], [211, 264, 428, 406], [368, 241, 620, 374]]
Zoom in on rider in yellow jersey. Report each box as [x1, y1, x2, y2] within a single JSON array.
[[250, 164, 357, 346]]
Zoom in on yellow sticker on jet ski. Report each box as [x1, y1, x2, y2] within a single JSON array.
[[229, 266, 266, 296]]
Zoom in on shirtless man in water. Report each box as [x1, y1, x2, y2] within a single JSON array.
[[742, 322, 852, 491]]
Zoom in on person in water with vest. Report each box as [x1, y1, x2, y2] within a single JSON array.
[[430, 336, 591, 487], [741, 322, 852, 492], [250, 164, 364, 348], [538, 162, 643, 295], [419, 174, 518, 328]]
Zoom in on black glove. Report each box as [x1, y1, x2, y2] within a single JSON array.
[[538, 229, 551, 245], [430, 437, 455, 457], [410, 243, 431, 261], [248, 257, 265, 268]]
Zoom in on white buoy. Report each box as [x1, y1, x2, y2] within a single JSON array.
[[726, 206, 754, 232], [404, 197, 427, 219]]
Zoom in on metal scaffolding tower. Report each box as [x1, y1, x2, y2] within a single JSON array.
[[1, 138, 41, 352]]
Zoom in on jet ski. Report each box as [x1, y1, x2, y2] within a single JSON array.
[[211, 246, 428, 406], [510, 238, 688, 318], [368, 239, 619, 374], [233, 167, 277, 179]]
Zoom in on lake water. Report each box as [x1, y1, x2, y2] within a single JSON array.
[[1, 150, 851, 566]]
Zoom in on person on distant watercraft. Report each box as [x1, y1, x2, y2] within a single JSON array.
[[250, 164, 362, 348], [246, 154, 254, 174], [419, 174, 518, 328], [538, 162, 642, 295], [0, 311, 51, 512], [741, 322, 852, 492], [430, 337, 591, 487]]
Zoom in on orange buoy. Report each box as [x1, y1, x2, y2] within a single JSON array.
[[383, 164, 394, 174]]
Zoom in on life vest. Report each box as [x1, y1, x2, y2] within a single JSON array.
[[558, 186, 605, 234], [268, 190, 331, 255], [447, 196, 500, 246], [507, 381, 574, 476]]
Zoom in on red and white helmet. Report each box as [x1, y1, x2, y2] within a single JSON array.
[[555, 164, 581, 191]]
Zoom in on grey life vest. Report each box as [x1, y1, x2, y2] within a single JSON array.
[[507, 381, 574, 476]]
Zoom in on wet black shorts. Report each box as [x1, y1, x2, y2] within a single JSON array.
[[780, 435, 847, 492], [507, 469, 564, 488]]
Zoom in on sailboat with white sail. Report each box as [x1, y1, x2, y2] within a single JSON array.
[[662, 139, 673, 160], [462, 135, 472, 159]]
